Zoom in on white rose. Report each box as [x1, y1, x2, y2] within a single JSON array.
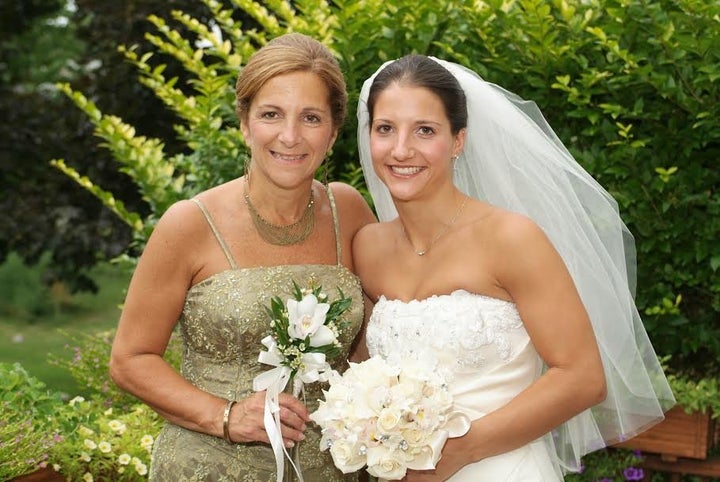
[[376, 407, 403, 434], [366, 447, 408, 480], [401, 427, 428, 448], [286, 294, 335, 346], [329, 439, 366, 474]]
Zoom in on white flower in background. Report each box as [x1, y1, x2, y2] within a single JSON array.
[[135, 462, 148, 476], [140, 434, 154, 450], [108, 419, 126, 433], [83, 439, 97, 450], [79, 425, 94, 437], [118, 453, 131, 465], [287, 294, 335, 346], [82, 473, 93, 482], [69, 396, 85, 407], [98, 441, 112, 453], [80, 452, 91, 462]]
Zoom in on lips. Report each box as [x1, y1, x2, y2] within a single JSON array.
[[390, 165, 424, 175]]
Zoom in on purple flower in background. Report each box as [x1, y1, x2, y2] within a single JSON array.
[[623, 466, 644, 480]]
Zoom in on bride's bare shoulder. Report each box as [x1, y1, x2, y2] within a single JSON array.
[[466, 202, 547, 250]]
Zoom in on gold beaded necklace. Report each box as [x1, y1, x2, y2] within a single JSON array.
[[243, 178, 315, 246]]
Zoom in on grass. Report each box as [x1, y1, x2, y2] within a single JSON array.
[[0, 262, 132, 396]]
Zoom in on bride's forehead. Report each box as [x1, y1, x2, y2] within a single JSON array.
[[376, 84, 444, 107]]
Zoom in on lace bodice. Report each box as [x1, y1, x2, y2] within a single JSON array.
[[367, 289, 543, 418], [366, 289, 561, 481]]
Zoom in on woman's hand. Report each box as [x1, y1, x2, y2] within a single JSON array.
[[228, 391, 310, 447], [402, 437, 470, 481]]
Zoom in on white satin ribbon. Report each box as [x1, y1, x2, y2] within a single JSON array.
[[253, 335, 333, 481]]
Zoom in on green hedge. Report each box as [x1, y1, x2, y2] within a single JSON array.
[[51, 0, 720, 373]]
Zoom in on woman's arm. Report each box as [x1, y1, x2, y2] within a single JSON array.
[[109, 200, 308, 446], [407, 214, 606, 481]]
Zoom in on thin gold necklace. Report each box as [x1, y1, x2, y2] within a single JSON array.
[[402, 196, 468, 256], [243, 179, 315, 246]]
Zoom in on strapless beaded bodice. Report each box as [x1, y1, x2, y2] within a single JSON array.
[[366, 290, 561, 481], [367, 289, 542, 419]]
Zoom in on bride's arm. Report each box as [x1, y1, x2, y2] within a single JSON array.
[[406, 213, 606, 482]]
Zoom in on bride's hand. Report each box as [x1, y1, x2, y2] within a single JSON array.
[[227, 391, 310, 447], [403, 438, 469, 481]]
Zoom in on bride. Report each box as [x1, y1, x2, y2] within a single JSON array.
[[351, 55, 675, 480]]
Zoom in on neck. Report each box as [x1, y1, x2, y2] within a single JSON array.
[[397, 190, 467, 256], [244, 176, 315, 225]]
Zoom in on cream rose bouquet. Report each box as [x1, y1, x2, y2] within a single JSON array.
[[310, 356, 471, 481], [253, 281, 352, 481]]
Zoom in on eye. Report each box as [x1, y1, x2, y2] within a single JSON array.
[[304, 113, 322, 124], [259, 110, 279, 120], [417, 125, 435, 136], [373, 123, 393, 135]]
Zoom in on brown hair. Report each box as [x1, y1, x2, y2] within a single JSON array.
[[235, 33, 347, 129], [367, 55, 467, 135]]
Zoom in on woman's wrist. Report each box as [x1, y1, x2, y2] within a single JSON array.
[[222, 399, 237, 443]]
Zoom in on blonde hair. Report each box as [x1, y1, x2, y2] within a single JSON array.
[[235, 33, 347, 129]]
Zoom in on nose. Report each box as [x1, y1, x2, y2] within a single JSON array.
[[278, 119, 301, 146], [391, 132, 414, 161]]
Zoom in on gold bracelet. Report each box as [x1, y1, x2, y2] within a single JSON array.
[[222, 399, 237, 443]]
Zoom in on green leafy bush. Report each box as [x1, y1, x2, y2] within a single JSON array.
[[50, 396, 162, 481], [0, 252, 53, 319], [50, 0, 719, 373], [0, 363, 63, 479], [565, 448, 645, 481]]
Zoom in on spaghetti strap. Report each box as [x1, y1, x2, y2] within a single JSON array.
[[326, 186, 342, 265], [190, 198, 238, 270]]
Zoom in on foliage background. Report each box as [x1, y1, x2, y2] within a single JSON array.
[[44, 0, 718, 373], [1, 1, 718, 479]]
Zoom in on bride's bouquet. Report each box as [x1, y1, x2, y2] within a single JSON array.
[[310, 356, 470, 480]]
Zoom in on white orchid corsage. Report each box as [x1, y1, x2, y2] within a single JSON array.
[[252, 281, 352, 481]]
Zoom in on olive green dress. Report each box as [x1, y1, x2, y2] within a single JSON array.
[[150, 189, 363, 482]]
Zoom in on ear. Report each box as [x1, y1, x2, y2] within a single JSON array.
[[326, 127, 339, 153], [240, 119, 251, 145], [453, 128, 467, 157]]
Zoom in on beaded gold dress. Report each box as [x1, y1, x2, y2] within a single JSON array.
[[149, 190, 363, 482]]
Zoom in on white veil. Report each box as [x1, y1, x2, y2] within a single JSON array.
[[357, 57, 675, 472]]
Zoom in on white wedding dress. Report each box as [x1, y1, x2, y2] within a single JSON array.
[[366, 289, 563, 481]]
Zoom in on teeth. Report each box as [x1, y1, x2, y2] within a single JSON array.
[[391, 166, 423, 175], [273, 152, 304, 161]]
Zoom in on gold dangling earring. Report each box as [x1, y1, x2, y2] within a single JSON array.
[[244, 157, 251, 183]]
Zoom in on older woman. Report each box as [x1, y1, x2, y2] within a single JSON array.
[[110, 33, 375, 481]]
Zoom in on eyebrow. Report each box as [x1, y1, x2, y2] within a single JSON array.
[[255, 103, 329, 114], [372, 118, 443, 126]]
